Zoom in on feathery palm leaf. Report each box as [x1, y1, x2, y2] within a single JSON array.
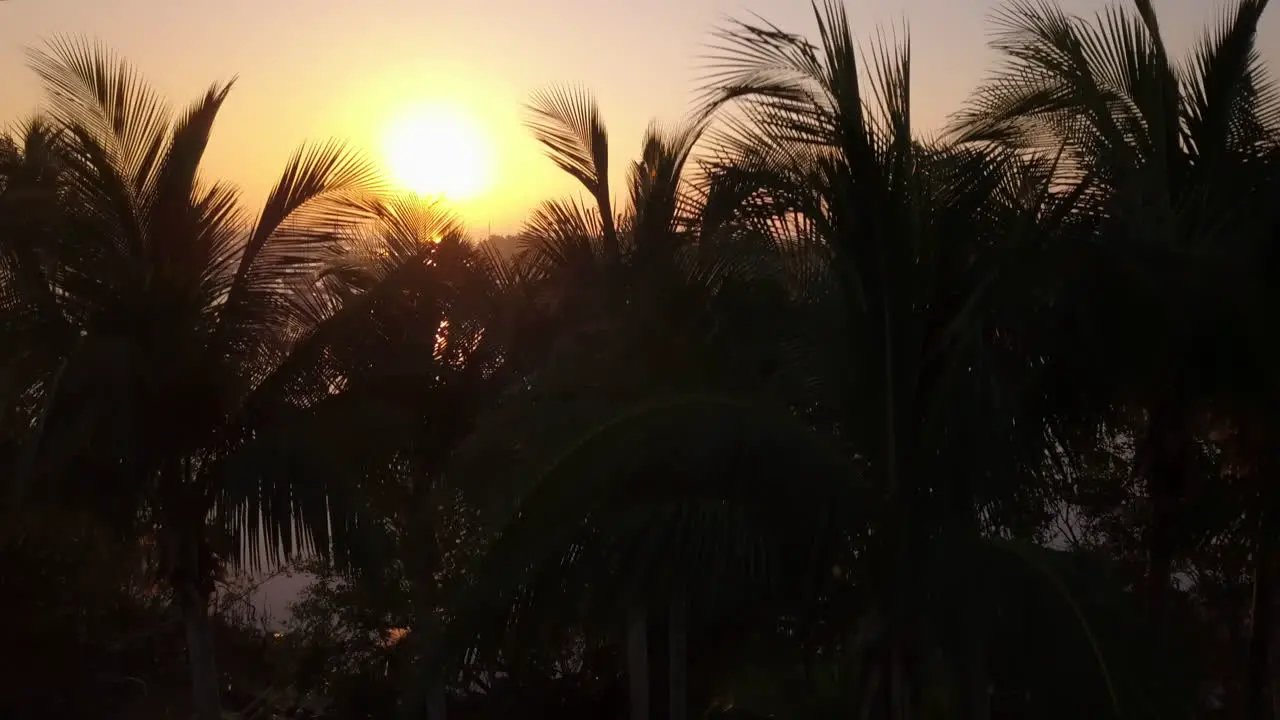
[[526, 87, 619, 260]]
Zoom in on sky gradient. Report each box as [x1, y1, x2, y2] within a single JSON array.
[[3, 0, 1277, 236]]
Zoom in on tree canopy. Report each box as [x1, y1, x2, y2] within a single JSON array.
[[2, 1, 1280, 719]]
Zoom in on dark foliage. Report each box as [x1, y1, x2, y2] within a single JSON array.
[[3, 1, 1280, 719]]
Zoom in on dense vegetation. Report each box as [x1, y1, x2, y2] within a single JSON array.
[[3, 0, 1279, 718]]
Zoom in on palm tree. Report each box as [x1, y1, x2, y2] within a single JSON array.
[[449, 87, 861, 720], [500, 90, 702, 720], [949, 0, 1280, 640], [0, 40, 435, 720], [313, 198, 528, 720], [454, 9, 1100, 713], [0, 117, 66, 463], [689, 1, 1178, 716]]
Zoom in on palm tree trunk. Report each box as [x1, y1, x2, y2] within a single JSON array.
[[165, 494, 221, 720], [627, 603, 650, 720], [1146, 495, 1175, 621], [594, 189, 619, 265], [1140, 401, 1190, 626], [669, 590, 687, 720], [969, 636, 990, 720], [398, 598, 448, 720], [1248, 503, 1275, 720], [407, 559, 447, 720], [179, 582, 221, 720], [10, 353, 70, 509], [426, 673, 447, 720], [401, 470, 448, 720], [425, 606, 447, 720], [889, 640, 909, 720]]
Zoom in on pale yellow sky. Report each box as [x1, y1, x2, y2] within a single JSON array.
[[1, 0, 1276, 235]]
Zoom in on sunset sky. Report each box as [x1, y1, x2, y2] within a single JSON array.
[[2, 0, 1277, 237]]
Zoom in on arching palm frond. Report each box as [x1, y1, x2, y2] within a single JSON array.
[[27, 37, 172, 199], [27, 42, 166, 273], [525, 86, 619, 260], [517, 197, 606, 282], [949, 0, 1278, 202], [1180, 0, 1278, 190], [145, 81, 236, 287], [192, 179, 247, 305], [526, 86, 610, 193], [947, 0, 1147, 180], [626, 120, 706, 247], [215, 140, 385, 400], [339, 194, 466, 277]]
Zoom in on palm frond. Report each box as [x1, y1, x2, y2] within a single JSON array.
[[525, 86, 610, 194], [627, 120, 706, 247], [333, 195, 464, 282], [518, 197, 605, 279], [697, 10, 827, 123], [946, 0, 1172, 187], [144, 81, 235, 277], [525, 86, 619, 259], [1181, 0, 1278, 165], [215, 140, 385, 390], [27, 36, 172, 195], [239, 140, 385, 283], [192, 179, 247, 315]]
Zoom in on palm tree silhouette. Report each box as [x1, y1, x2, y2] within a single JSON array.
[[0, 39, 454, 720]]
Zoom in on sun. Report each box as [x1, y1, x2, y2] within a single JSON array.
[[382, 103, 493, 201]]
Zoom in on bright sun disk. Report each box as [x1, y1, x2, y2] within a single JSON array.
[[382, 103, 493, 201]]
